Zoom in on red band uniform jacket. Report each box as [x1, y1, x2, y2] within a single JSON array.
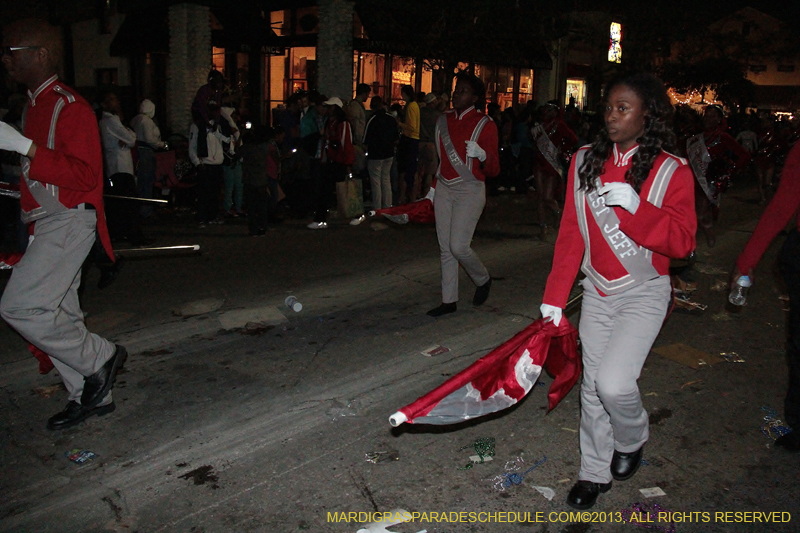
[[20, 76, 113, 259], [544, 144, 697, 308], [436, 106, 500, 183]]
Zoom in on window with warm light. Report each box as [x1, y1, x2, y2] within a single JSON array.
[[608, 22, 622, 64]]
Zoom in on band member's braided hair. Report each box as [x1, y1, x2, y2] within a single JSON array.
[[579, 72, 676, 193]]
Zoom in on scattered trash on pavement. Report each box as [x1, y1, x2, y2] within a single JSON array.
[[680, 379, 704, 389], [673, 277, 697, 293], [370, 222, 389, 231], [561, 427, 578, 433], [420, 345, 449, 357], [557, 478, 571, 484], [327, 399, 362, 420], [711, 312, 733, 321], [65, 449, 96, 465], [488, 455, 547, 491], [621, 502, 675, 532], [458, 437, 495, 469], [761, 407, 793, 441], [673, 292, 708, 311], [652, 343, 724, 369], [644, 392, 659, 397], [285, 296, 302, 312], [639, 487, 667, 498], [469, 455, 493, 463], [365, 449, 400, 464], [721, 352, 745, 363], [530, 485, 555, 501]]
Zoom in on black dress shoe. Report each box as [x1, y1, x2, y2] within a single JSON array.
[[81, 345, 128, 408], [567, 480, 612, 510], [427, 302, 457, 317], [47, 400, 116, 430], [611, 445, 644, 480], [473, 278, 492, 306]]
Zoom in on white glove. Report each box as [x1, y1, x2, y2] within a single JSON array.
[[465, 140, 486, 162], [424, 186, 435, 202], [0, 122, 33, 156], [598, 182, 640, 214], [540, 303, 563, 327]]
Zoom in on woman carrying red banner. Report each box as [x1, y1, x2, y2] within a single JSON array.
[[540, 73, 696, 509]]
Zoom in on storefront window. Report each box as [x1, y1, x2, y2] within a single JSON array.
[[212, 47, 225, 75], [356, 52, 387, 100], [290, 46, 316, 93], [391, 56, 415, 103], [519, 69, 534, 106], [565, 79, 586, 109], [496, 67, 515, 110]]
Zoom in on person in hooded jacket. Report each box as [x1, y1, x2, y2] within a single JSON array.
[[130, 99, 165, 217]]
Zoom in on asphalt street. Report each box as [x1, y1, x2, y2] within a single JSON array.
[[1, 186, 798, 533]]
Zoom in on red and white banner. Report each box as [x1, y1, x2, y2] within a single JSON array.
[[370, 188, 435, 225], [390, 318, 581, 426]]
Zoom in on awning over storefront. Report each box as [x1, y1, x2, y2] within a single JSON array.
[[109, 10, 170, 56]]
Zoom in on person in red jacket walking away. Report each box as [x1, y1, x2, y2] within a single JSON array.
[[732, 141, 800, 452], [426, 73, 500, 317], [0, 19, 127, 430], [540, 73, 696, 509]]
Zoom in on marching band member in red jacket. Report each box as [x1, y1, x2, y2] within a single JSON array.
[[0, 19, 126, 430], [427, 73, 500, 317], [540, 73, 696, 509], [531, 102, 578, 239], [686, 105, 750, 247]]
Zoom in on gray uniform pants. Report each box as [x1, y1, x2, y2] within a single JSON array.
[[0, 209, 115, 404], [577, 276, 671, 484], [434, 179, 490, 303]]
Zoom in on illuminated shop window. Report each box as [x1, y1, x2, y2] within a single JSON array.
[[212, 47, 225, 75], [608, 22, 622, 64]]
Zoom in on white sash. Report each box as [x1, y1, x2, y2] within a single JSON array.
[[573, 149, 679, 294], [435, 113, 489, 186], [686, 133, 718, 206], [20, 98, 68, 224], [532, 124, 563, 177]]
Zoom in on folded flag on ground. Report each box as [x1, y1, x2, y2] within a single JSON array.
[[390, 318, 581, 426]]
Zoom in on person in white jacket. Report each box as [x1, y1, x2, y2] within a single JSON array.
[[99, 92, 136, 178], [189, 117, 228, 226], [130, 99, 165, 217]]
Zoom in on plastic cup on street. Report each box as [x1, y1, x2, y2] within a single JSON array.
[[285, 296, 302, 312]]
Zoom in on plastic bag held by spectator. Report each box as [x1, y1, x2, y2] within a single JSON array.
[[390, 318, 581, 426]]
